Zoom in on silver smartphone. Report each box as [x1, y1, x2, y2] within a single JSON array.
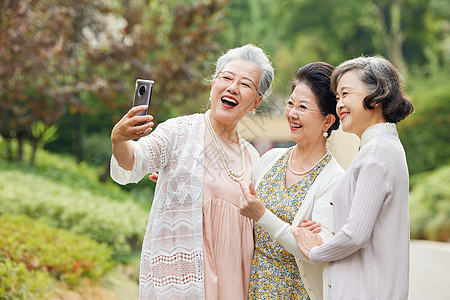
[[132, 79, 154, 125]]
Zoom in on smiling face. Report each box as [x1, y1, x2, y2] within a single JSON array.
[[209, 59, 262, 129], [284, 82, 331, 147], [335, 70, 386, 138]]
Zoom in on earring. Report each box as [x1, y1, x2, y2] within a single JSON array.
[[323, 131, 328, 137], [252, 110, 256, 115]]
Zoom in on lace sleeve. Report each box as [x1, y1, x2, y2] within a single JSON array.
[[110, 118, 175, 185]]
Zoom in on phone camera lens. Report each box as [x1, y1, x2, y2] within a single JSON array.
[[138, 85, 146, 96]]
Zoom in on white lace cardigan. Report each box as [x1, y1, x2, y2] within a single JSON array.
[[110, 113, 260, 300]]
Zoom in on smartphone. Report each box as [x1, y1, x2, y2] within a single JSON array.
[[132, 79, 154, 126]]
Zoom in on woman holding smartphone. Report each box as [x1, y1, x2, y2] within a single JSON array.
[[292, 56, 414, 299], [110, 44, 273, 300]]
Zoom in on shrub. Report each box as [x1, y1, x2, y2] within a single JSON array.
[[0, 141, 155, 210], [82, 133, 113, 166], [409, 164, 450, 241], [398, 74, 450, 176], [0, 214, 113, 287], [0, 170, 148, 257], [0, 141, 129, 201], [0, 258, 54, 300]]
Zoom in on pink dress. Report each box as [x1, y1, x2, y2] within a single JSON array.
[[202, 128, 255, 300], [111, 113, 258, 299]]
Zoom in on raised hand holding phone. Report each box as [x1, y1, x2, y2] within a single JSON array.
[[112, 79, 155, 142], [111, 79, 155, 171], [132, 79, 154, 126], [111, 105, 154, 142]]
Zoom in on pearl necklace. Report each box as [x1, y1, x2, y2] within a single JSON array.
[[288, 146, 329, 176], [205, 112, 246, 182]]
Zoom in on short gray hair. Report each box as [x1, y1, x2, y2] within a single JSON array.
[[331, 56, 413, 123], [213, 44, 274, 98]]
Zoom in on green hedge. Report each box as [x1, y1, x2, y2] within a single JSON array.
[[0, 169, 148, 257], [0, 258, 54, 300], [398, 74, 450, 176], [0, 144, 131, 203], [409, 164, 450, 241], [0, 214, 113, 287], [0, 142, 155, 210]]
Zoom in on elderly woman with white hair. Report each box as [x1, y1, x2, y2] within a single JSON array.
[[110, 44, 274, 300]]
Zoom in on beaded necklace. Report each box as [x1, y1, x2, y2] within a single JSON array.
[[205, 112, 246, 182], [288, 146, 329, 176]]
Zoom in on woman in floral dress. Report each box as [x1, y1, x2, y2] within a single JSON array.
[[239, 62, 344, 299]]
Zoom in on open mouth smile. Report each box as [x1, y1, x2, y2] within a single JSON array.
[[290, 122, 302, 131], [221, 96, 238, 107], [340, 112, 350, 120]]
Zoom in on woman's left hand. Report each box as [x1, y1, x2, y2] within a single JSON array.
[[238, 181, 266, 222], [291, 227, 323, 259], [299, 219, 322, 234]]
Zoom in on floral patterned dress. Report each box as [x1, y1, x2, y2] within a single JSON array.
[[248, 149, 331, 299]]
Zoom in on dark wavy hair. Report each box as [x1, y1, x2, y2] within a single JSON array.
[[293, 62, 340, 137], [330, 56, 414, 123]]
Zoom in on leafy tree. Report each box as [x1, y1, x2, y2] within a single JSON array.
[[218, 0, 449, 92], [48, 0, 229, 162], [29, 121, 58, 168], [0, 0, 112, 165], [1, 0, 228, 165], [84, 0, 228, 121]]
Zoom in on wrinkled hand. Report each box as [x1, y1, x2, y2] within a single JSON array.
[[238, 181, 266, 221], [148, 172, 159, 183], [291, 227, 323, 260], [111, 105, 154, 143], [298, 219, 321, 234]]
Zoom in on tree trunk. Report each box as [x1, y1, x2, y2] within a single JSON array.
[[17, 132, 26, 163], [388, 0, 407, 76], [4, 137, 13, 161], [29, 140, 38, 168], [374, 0, 407, 76], [75, 111, 83, 163]]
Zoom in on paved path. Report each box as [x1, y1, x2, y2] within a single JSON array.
[[409, 240, 450, 299]]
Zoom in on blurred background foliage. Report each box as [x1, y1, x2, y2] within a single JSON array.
[[0, 0, 449, 297]]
